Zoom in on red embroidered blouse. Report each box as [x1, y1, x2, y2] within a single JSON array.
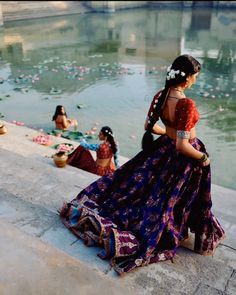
[[97, 142, 113, 158], [175, 98, 200, 131], [147, 91, 200, 131]]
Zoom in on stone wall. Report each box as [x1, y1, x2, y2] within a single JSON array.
[[87, 1, 147, 12], [0, 1, 88, 22], [87, 1, 236, 10], [0, 1, 235, 25]]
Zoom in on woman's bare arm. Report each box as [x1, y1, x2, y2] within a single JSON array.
[[176, 137, 210, 166], [62, 115, 71, 129]]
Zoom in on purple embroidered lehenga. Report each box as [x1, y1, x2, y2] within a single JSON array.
[[60, 135, 225, 275]]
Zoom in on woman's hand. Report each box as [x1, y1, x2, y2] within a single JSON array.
[[176, 139, 211, 167], [72, 119, 78, 126], [201, 157, 210, 167]]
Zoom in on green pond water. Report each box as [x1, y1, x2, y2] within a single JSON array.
[[0, 7, 235, 190]]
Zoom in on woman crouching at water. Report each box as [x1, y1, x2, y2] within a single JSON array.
[[52, 105, 78, 131]]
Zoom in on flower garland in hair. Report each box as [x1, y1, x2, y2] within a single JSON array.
[[166, 66, 185, 80], [104, 129, 113, 137]]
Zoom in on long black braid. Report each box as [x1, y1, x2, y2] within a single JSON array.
[[100, 126, 117, 155]]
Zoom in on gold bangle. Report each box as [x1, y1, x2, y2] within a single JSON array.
[[198, 153, 208, 162]]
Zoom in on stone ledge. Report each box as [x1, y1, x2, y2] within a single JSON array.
[[0, 218, 135, 295], [0, 120, 236, 294]]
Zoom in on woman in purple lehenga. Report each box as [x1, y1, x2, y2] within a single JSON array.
[[59, 55, 225, 275]]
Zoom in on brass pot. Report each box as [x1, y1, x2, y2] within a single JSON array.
[[53, 151, 68, 168], [0, 124, 7, 135]]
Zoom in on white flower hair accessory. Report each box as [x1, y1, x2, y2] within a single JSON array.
[[105, 129, 113, 136], [166, 67, 185, 80]]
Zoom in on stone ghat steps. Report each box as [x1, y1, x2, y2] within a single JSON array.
[[0, 147, 137, 294], [1, 1, 90, 22], [0, 121, 236, 294], [0, 217, 134, 295], [0, 147, 97, 212], [0, 149, 235, 294], [0, 187, 114, 276], [0, 121, 128, 167]]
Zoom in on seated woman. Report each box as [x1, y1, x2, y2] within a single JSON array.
[[52, 105, 78, 131], [67, 126, 120, 176]]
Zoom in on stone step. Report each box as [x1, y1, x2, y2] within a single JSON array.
[[0, 188, 115, 276], [1, 1, 90, 22], [0, 121, 128, 167], [1, 176, 235, 295], [0, 185, 236, 295], [0, 121, 236, 294], [0, 121, 128, 211], [0, 146, 97, 211], [0, 219, 135, 295]]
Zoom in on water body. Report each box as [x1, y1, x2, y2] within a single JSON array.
[[0, 8, 235, 190]]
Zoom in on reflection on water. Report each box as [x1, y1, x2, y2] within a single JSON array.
[[0, 8, 235, 189]]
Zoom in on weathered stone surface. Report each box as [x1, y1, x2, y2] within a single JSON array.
[[0, 219, 135, 295], [0, 121, 236, 295]]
